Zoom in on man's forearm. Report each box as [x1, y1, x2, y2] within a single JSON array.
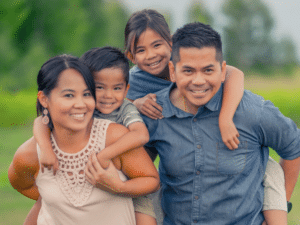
[[279, 157, 300, 201]]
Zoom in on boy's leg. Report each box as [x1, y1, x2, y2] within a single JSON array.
[[24, 196, 41, 225]]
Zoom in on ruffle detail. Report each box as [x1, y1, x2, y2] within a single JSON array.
[[51, 119, 112, 207]]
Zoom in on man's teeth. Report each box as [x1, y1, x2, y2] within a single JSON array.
[[192, 90, 207, 93], [102, 103, 113, 105], [71, 114, 84, 118]]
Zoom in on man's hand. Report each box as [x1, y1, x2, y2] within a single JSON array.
[[39, 149, 59, 175], [85, 152, 123, 193], [219, 119, 240, 150], [133, 94, 163, 120]]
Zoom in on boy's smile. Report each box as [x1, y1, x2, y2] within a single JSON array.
[[93, 67, 129, 115]]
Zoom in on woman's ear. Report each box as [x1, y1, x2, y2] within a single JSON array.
[[37, 91, 49, 108], [125, 51, 136, 64]]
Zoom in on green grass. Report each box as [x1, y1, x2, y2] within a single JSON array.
[[1, 75, 300, 224]]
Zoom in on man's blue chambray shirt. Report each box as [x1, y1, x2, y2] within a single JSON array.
[[142, 83, 300, 225]]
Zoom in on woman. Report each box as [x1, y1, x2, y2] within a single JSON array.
[[8, 55, 159, 225]]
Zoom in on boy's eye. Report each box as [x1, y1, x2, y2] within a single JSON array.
[[154, 43, 161, 48], [114, 87, 121, 90], [84, 92, 92, 96], [96, 86, 103, 89], [136, 49, 144, 54]]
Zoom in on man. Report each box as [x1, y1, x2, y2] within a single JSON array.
[[142, 22, 300, 224]]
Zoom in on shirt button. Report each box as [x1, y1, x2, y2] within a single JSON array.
[[193, 118, 197, 122], [195, 196, 199, 200], [197, 145, 201, 149], [196, 171, 200, 175]]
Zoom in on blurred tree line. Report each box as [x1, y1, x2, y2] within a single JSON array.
[[1, 0, 299, 93], [0, 0, 129, 92], [188, 0, 299, 75]]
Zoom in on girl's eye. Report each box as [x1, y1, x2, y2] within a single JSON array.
[[96, 86, 103, 89], [154, 43, 161, 48], [136, 49, 144, 54]]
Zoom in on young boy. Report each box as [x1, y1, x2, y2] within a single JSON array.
[[30, 46, 157, 225]]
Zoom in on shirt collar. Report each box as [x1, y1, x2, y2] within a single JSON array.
[[161, 83, 223, 118]]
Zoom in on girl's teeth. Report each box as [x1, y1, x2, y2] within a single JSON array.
[[192, 90, 207, 93], [72, 114, 84, 118]]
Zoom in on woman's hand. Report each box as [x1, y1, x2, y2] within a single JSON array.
[[133, 94, 163, 120], [85, 152, 124, 194], [219, 118, 240, 150]]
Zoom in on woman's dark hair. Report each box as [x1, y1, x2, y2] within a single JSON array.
[[80, 46, 130, 85], [37, 54, 96, 130], [124, 9, 171, 55]]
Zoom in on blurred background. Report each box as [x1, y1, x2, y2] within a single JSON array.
[[0, 0, 299, 224]]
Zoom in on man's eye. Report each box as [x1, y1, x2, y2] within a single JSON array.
[[114, 87, 121, 90]]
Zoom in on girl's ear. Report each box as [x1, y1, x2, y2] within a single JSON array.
[[125, 51, 136, 64], [37, 91, 49, 108]]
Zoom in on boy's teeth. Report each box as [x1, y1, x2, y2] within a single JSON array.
[[149, 61, 159, 66], [192, 90, 207, 93]]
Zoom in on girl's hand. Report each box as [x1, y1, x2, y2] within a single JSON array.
[[133, 94, 163, 120], [85, 152, 123, 193], [219, 119, 240, 150], [39, 149, 59, 175]]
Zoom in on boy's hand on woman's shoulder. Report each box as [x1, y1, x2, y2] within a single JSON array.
[[133, 94, 163, 120], [39, 149, 59, 175]]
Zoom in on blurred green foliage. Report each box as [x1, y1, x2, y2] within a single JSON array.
[[0, 0, 129, 92]]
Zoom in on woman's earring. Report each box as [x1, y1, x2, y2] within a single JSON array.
[[42, 108, 49, 125]]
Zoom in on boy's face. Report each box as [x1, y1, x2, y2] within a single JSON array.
[[93, 67, 129, 114], [169, 47, 226, 114]]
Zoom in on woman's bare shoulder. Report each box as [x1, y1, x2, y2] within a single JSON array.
[[105, 123, 129, 147]]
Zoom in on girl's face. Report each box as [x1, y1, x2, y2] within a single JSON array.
[[130, 28, 172, 77], [40, 68, 95, 133]]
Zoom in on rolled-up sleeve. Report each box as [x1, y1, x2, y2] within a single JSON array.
[[259, 99, 300, 160]]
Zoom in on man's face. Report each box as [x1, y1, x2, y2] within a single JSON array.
[[169, 47, 226, 114]]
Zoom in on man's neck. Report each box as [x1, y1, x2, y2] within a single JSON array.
[[169, 88, 198, 115]]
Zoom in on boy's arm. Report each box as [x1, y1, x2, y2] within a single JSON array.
[[219, 65, 244, 150], [262, 211, 287, 225], [33, 117, 59, 175], [97, 122, 149, 168]]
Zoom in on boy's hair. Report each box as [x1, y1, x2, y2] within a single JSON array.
[[124, 9, 171, 55], [171, 22, 223, 66], [37, 54, 95, 130], [80, 47, 130, 84]]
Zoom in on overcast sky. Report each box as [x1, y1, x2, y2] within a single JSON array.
[[120, 0, 300, 61]]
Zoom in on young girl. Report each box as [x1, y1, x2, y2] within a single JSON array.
[[124, 9, 288, 225]]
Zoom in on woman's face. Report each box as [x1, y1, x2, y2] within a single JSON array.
[[43, 68, 95, 132]]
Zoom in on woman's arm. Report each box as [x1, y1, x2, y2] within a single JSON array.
[[219, 65, 244, 150], [8, 137, 40, 200], [85, 123, 159, 197], [24, 196, 42, 225]]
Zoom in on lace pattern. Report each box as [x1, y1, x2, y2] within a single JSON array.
[[50, 119, 112, 207]]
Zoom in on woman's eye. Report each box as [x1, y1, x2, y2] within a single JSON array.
[[84, 92, 92, 96], [136, 49, 144, 54], [154, 43, 161, 48], [64, 94, 73, 98]]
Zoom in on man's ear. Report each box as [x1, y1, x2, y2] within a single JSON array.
[[169, 61, 176, 83], [125, 51, 136, 64], [221, 61, 227, 82], [37, 91, 49, 108]]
